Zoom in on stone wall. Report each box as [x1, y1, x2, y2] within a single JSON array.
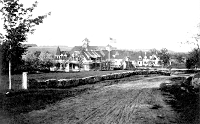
[[28, 70, 171, 89]]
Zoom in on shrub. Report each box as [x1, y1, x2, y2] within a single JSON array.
[[28, 79, 40, 89]]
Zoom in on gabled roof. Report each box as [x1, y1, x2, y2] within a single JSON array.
[[70, 47, 159, 61], [56, 46, 61, 55], [55, 46, 70, 56], [60, 51, 70, 56], [81, 50, 105, 60]]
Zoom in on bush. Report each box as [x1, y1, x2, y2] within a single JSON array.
[[28, 79, 40, 89], [46, 79, 58, 88], [186, 59, 194, 69]]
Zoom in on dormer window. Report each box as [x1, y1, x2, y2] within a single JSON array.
[[139, 56, 142, 60]]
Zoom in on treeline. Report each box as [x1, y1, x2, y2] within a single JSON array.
[[0, 48, 55, 74], [186, 48, 200, 69], [21, 51, 54, 73]]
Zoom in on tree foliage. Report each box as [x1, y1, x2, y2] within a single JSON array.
[[22, 51, 40, 72], [38, 51, 54, 68], [157, 48, 170, 66], [174, 53, 184, 63], [22, 51, 54, 72], [186, 48, 200, 69], [149, 48, 158, 55], [185, 23, 200, 69], [0, 0, 50, 74]]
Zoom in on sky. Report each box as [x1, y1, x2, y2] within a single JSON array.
[[1, 0, 200, 52]]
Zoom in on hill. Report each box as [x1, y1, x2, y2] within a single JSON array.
[[22, 44, 37, 47], [27, 46, 72, 54]]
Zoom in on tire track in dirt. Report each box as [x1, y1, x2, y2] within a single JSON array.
[[20, 75, 178, 124], [94, 90, 143, 124], [76, 90, 142, 124], [76, 88, 148, 124], [74, 76, 175, 124]]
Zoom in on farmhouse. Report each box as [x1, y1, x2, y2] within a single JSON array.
[[52, 46, 80, 72], [70, 45, 106, 71], [70, 46, 136, 70], [55, 47, 161, 71], [135, 51, 160, 67], [52, 38, 161, 71]]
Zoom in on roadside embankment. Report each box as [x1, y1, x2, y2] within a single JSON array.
[[160, 75, 200, 123], [160, 73, 200, 94]]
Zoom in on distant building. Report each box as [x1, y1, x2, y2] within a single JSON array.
[[70, 46, 161, 70], [70, 42, 106, 71], [55, 46, 69, 63], [51, 39, 161, 72], [135, 51, 160, 67], [52, 46, 80, 72]]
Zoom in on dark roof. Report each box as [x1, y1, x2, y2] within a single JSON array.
[[60, 51, 69, 55], [82, 52, 89, 60], [56, 46, 61, 55], [81, 51, 105, 60]]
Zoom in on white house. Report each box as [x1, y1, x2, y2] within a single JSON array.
[[136, 52, 161, 67]]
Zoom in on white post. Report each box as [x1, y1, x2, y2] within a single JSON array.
[[8, 60, 11, 89], [22, 72, 28, 89], [8, 45, 11, 90], [108, 50, 110, 61]]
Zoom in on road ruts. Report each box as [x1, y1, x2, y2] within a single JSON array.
[[76, 89, 143, 124], [19, 76, 177, 124]]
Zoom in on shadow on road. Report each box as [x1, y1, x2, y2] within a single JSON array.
[[160, 77, 200, 124], [0, 88, 90, 116]]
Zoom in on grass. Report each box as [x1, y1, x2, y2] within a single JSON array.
[[0, 74, 142, 123], [0, 70, 130, 91]]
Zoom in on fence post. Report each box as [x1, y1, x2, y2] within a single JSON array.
[[22, 72, 28, 89]]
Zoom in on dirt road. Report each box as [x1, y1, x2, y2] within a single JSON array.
[[16, 75, 180, 124]]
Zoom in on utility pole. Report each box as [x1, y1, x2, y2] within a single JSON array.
[[106, 44, 111, 61], [106, 44, 111, 70], [108, 37, 116, 61], [9, 45, 11, 90], [108, 49, 110, 61]]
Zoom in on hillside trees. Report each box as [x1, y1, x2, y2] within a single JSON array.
[[174, 54, 185, 63], [185, 23, 200, 69], [186, 49, 200, 69], [0, 0, 51, 74]]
